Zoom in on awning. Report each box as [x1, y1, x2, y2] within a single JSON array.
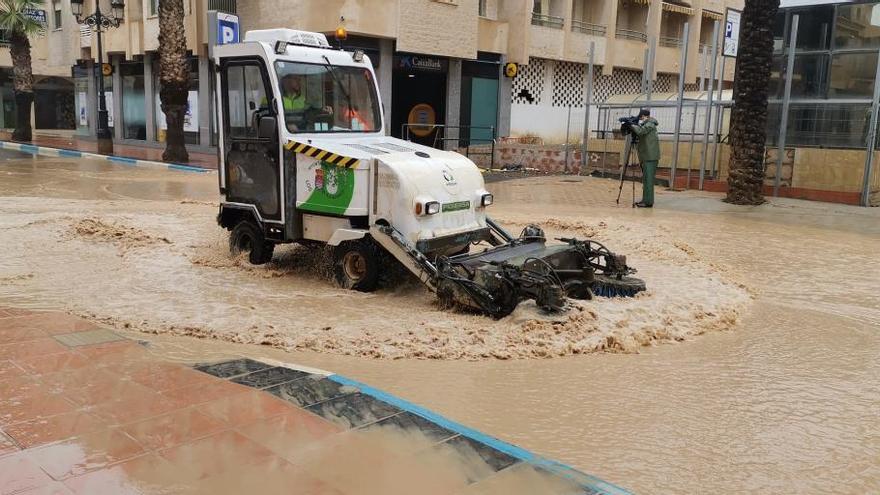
[[702, 10, 723, 21], [662, 2, 694, 15]]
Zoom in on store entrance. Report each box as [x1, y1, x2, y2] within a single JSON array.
[[391, 55, 447, 148]]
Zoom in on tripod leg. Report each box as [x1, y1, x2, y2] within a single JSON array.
[[616, 135, 633, 204]]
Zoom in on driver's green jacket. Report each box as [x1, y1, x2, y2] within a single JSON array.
[[261, 94, 306, 111], [282, 94, 306, 111]]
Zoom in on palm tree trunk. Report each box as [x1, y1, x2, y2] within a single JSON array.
[[157, 0, 190, 163], [724, 0, 780, 205], [9, 31, 34, 142]]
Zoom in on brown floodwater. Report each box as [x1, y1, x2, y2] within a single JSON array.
[[0, 151, 878, 493]]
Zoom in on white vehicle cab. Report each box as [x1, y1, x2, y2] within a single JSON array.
[[214, 28, 644, 317]]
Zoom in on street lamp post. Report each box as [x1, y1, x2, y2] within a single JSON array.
[[71, 0, 125, 155]]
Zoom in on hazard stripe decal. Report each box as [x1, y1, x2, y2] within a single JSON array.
[[284, 141, 361, 169]]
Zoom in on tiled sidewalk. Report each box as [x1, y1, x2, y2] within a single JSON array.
[[0, 307, 628, 495], [0, 133, 218, 170]]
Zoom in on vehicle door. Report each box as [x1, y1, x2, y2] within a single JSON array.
[[219, 57, 282, 222]]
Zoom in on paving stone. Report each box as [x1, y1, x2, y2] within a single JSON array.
[[52, 329, 123, 348]]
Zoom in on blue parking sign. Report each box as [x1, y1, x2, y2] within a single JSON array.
[[216, 13, 239, 45]]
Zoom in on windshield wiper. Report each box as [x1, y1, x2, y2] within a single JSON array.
[[321, 55, 354, 117]]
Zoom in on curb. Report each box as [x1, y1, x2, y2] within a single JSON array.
[[0, 140, 214, 174], [327, 373, 634, 495]]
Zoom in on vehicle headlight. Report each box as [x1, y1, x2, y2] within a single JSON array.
[[425, 201, 441, 215], [481, 194, 494, 207]]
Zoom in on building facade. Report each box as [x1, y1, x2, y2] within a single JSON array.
[[1, 0, 743, 147]]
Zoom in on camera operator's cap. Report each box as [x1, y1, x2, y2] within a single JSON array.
[[638, 108, 651, 117]]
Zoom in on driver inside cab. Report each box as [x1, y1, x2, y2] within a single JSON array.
[[279, 73, 307, 112], [259, 74, 332, 132], [279, 74, 332, 131]]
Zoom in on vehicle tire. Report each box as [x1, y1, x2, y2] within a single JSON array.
[[334, 239, 381, 292], [229, 221, 275, 265]]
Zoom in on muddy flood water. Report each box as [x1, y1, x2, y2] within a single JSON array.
[[1, 151, 878, 493]]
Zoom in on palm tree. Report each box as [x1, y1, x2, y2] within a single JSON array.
[[157, 0, 189, 163], [725, 0, 780, 205], [0, 0, 44, 142]]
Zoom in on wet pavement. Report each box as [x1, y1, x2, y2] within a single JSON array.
[[0, 307, 620, 494], [1, 150, 879, 493]]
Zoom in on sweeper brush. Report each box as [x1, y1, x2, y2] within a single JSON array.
[[377, 221, 646, 319]]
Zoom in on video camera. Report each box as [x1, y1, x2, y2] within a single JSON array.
[[618, 115, 641, 137]]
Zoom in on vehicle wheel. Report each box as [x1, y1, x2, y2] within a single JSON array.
[[229, 221, 275, 265], [334, 240, 380, 292]]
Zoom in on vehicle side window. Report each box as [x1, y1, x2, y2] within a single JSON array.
[[225, 64, 268, 138]]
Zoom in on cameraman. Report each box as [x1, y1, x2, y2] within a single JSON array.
[[629, 109, 659, 208]]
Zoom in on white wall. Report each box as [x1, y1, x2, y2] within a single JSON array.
[[510, 102, 600, 143]]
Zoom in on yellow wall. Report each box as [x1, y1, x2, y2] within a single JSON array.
[[791, 148, 866, 193]]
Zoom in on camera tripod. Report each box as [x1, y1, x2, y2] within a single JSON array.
[[616, 134, 644, 207]]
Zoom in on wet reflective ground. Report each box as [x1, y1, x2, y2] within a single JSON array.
[[1, 150, 878, 493]]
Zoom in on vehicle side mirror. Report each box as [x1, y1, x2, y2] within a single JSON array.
[[257, 116, 277, 139]]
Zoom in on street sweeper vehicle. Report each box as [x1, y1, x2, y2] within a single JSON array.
[[213, 28, 645, 318]]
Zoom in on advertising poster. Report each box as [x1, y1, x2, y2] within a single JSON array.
[[105, 91, 113, 127], [77, 92, 88, 126]]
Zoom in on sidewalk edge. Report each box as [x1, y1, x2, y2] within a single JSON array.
[[0, 140, 214, 174]]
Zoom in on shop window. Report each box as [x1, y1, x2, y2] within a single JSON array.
[[121, 63, 146, 140], [772, 11, 786, 52], [834, 4, 880, 50], [770, 53, 829, 98], [767, 102, 872, 148], [793, 6, 834, 51], [830, 52, 878, 98], [34, 77, 75, 130]]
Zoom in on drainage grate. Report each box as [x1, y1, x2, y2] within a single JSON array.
[[266, 375, 356, 407], [229, 366, 310, 389], [194, 358, 273, 379], [306, 392, 402, 429], [363, 411, 458, 444]]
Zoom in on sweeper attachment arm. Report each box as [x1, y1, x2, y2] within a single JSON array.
[[371, 219, 646, 319]]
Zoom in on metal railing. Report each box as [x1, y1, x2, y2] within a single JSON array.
[[571, 19, 606, 36], [531, 12, 564, 29], [659, 35, 683, 48], [615, 28, 647, 42], [208, 0, 236, 13], [402, 124, 497, 170]]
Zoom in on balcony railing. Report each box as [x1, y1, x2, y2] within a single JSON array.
[[571, 19, 606, 36], [531, 12, 564, 29], [659, 35, 683, 48], [616, 28, 647, 42], [208, 0, 236, 13]]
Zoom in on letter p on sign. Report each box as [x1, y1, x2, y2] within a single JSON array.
[[216, 13, 239, 45]]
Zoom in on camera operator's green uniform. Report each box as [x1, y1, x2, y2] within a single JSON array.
[[631, 117, 659, 206]]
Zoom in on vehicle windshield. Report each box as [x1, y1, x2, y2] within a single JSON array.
[[273, 60, 380, 134]]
